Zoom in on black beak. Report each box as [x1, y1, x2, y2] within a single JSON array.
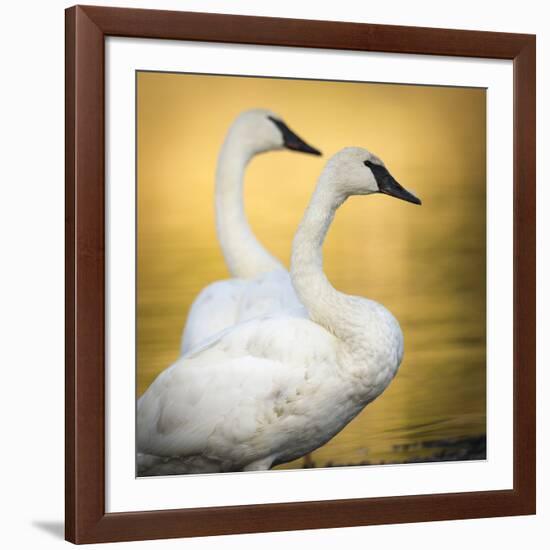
[[268, 116, 322, 156], [365, 161, 421, 205]]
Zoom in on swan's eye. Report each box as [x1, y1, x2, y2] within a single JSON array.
[[364, 160, 373, 168]]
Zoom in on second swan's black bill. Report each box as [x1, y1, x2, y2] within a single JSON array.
[[268, 116, 322, 156], [365, 160, 421, 205]]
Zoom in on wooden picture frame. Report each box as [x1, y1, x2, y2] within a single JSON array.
[[65, 4, 536, 544]]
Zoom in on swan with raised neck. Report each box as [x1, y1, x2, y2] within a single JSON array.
[[180, 109, 320, 353], [138, 147, 421, 475], [215, 108, 321, 279], [291, 147, 420, 355]]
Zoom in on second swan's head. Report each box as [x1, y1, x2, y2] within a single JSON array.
[[228, 109, 322, 157], [324, 147, 421, 205]]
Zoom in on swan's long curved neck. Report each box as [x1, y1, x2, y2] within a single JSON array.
[[215, 139, 283, 279], [290, 177, 358, 345]]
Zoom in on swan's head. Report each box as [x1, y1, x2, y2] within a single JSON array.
[[229, 109, 321, 157], [325, 147, 421, 205]]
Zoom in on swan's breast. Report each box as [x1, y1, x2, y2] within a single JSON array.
[[341, 299, 404, 402]]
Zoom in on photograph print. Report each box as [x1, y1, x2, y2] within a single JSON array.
[[136, 71, 486, 476]]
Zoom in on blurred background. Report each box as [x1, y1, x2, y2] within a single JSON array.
[[137, 71, 486, 468]]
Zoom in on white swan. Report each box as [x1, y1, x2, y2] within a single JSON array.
[[138, 147, 421, 475], [180, 109, 321, 354]]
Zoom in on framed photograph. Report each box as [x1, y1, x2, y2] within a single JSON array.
[[65, 5, 536, 544]]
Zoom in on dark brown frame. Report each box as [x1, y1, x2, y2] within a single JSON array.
[[65, 4, 536, 544]]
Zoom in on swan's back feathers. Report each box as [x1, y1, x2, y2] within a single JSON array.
[[180, 269, 307, 354], [184, 314, 334, 366]]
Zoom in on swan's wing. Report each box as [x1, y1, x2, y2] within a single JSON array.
[[184, 315, 336, 367], [137, 356, 302, 461], [180, 278, 248, 354], [138, 317, 338, 461]]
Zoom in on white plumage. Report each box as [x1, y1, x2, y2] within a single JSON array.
[[180, 109, 320, 354], [138, 147, 421, 476], [180, 270, 307, 356]]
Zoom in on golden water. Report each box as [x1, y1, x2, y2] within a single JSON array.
[[137, 72, 486, 468]]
